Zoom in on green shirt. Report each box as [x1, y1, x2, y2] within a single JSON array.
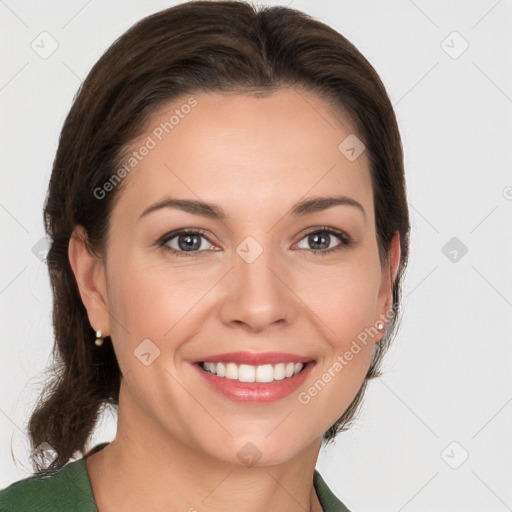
[[0, 443, 351, 511]]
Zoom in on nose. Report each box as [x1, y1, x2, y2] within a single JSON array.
[[218, 238, 297, 333]]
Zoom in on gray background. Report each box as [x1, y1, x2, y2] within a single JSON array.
[[1, 1, 511, 510]]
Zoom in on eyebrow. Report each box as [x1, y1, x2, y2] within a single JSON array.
[[138, 194, 365, 221]]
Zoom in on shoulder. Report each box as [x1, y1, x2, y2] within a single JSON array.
[[0, 458, 97, 512], [313, 469, 353, 512]]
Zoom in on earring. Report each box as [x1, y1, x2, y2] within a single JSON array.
[[94, 329, 104, 346], [376, 321, 384, 331]]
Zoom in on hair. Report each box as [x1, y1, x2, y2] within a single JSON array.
[[27, 0, 410, 474]]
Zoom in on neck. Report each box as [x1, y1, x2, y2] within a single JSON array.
[[86, 392, 324, 512]]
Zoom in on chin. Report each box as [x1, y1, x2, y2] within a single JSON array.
[[208, 433, 314, 469]]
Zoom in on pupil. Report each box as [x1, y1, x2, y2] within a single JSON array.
[[310, 233, 329, 250], [179, 234, 201, 251]]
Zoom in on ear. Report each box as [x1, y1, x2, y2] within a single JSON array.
[[68, 225, 110, 336], [376, 231, 401, 331]]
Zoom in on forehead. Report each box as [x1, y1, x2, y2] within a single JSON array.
[[112, 88, 373, 224]]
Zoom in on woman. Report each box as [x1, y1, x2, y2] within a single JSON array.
[[0, 1, 409, 510]]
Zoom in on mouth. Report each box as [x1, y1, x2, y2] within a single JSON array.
[[197, 360, 310, 383], [192, 353, 316, 403]]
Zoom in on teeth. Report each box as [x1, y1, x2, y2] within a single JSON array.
[[238, 364, 255, 382], [216, 362, 226, 377], [201, 361, 305, 383], [226, 362, 238, 380]]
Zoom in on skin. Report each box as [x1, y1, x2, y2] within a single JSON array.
[[68, 88, 401, 512]]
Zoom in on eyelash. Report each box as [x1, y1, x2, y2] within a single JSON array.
[[158, 226, 352, 257]]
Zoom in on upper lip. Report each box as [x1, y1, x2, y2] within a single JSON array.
[[192, 351, 314, 366]]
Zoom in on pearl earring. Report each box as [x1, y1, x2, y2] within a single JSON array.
[[94, 329, 104, 346], [376, 321, 384, 331]]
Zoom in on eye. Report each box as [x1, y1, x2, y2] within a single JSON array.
[[295, 227, 351, 255], [159, 226, 351, 257], [160, 229, 215, 257]]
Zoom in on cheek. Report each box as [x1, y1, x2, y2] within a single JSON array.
[[295, 265, 379, 428], [106, 256, 217, 358], [110, 250, 198, 322], [298, 258, 382, 346], [105, 259, 206, 411], [294, 257, 381, 406]]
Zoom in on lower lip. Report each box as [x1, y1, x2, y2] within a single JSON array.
[[193, 362, 315, 403]]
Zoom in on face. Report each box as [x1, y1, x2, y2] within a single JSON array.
[[72, 88, 400, 467]]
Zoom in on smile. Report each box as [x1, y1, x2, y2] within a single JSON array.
[[191, 351, 315, 403], [199, 361, 305, 383]]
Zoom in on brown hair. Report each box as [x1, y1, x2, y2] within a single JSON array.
[[28, 0, 409, 474]]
